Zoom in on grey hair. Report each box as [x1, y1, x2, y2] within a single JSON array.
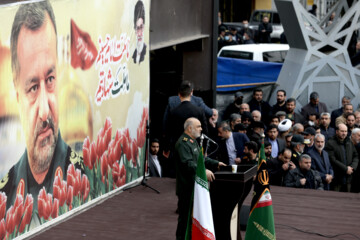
[[184, 117, 196, 131], [292, 123, 303, 132], [230, 113, 241, 123], [320, 112, 330, 118], [351, 128, 360, 136], [218, 121, 231, 132], [252, 110, 261, 117], [300, 154, 311, 162], [314, 133, 325, 141]]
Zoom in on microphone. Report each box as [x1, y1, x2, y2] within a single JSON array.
[[201, 134, 218, 145]]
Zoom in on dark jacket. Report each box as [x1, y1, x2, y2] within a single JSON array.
[[320, 125, 335, 142], [268, 157, 288, 186], [284, 168, 324, 190], [330, 107, 343, 128], [271, 102, 287, 116], [307, 148, 334, 190], [248, 98, 271, 123], [164, 101, 207, 151], [325, 136, 359, 185], [217, 132, 250, 165], [148, 154, 169, 178], [163, 95, 213, 133], [287, 112, 305, 124], [265, 137, 286, 158], [301, 102, 328, 119], [258, 22, 273, 43]]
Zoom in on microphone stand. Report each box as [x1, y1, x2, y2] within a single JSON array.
[[124, 121, 160, 194]]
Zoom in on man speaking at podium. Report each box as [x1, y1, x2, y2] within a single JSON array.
[[174, 117, 225, 240]]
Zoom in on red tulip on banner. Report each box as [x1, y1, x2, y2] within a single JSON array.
[[0, 219, 5, 240], [0, 192, 6, 220], [19, 194, 33, 233], [71, 19, 98, 70]]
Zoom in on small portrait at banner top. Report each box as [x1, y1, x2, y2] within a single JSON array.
[[0, 0, 83, 212], [132, 0, 147, 65]]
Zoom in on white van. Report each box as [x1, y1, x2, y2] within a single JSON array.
[[217, 44, 289, 63]]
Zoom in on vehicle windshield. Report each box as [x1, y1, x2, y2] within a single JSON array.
[[219, 50, 253, 60], [252, 11, 272, 23], [263, 50, 288, 63]]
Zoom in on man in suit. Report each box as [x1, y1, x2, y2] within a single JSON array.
[[266, 124, 286, 158], [319, 112, 335, 142], [162, 82, 213, 134], [149, 139, 167, 177], [307, 134, 334, 190], [325, 123, 359, 192], [301, 92, 328, 120], [163, 81, 208, 176], [247, 88, 271, 124], [217, 121, 250, 165]]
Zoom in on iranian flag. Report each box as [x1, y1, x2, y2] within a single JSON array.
[[185, 149, 216, 240], [245, 140, 276, 240]]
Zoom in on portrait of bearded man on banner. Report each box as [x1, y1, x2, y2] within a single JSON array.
[[0, 0, 83, 212], [132, 0, 147, 65]]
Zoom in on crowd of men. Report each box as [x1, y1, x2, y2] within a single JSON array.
[[152, 81, 360, 194], [218, 16, 275, 50], [154, 81, 360, 239]]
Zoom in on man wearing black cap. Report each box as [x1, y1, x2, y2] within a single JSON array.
[[241, 111, 253, 128], [303, 127, 316, 153], [234, 123, 247, 134], [223, 91, 244, 121], [290, 134, 306, 167], [248, 121, 265, 148], [301, 92, 328, 120]]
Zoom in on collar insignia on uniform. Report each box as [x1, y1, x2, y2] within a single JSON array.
[[16, 178, 25, 199], [183, 137, 188, 142], [55, 166, 63, 180], [293, 154, 296, 157], [189, 139, 194, 143]]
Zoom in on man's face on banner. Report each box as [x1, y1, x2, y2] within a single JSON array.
[[15, 13, 59, 174], [136, 17, 144, 52]]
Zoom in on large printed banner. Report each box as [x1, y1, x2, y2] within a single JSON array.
[[0, 0, 149, 238]]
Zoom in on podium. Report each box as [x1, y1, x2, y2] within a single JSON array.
[[210, 164, 257, 240]]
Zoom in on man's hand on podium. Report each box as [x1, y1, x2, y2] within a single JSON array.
[[206, 169, 215, 182]]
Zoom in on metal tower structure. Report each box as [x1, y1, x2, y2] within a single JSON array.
[[273, 0, 360, 111]]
